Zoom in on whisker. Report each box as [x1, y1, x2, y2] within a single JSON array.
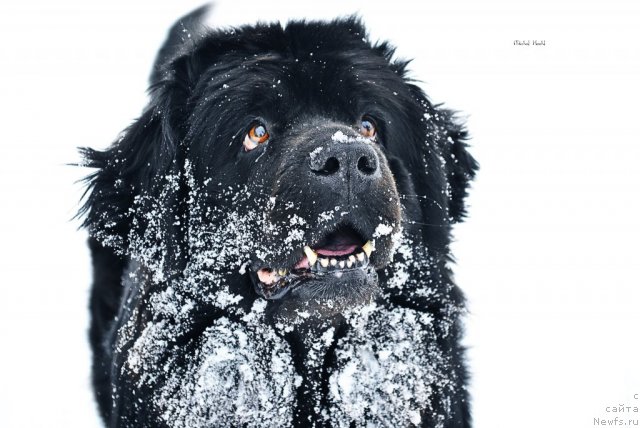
[[401, 219, 449, 228], [398, 194, 446, 210]]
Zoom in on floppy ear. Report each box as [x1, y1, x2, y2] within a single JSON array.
[[403, 82, 478, 224], [78, 7, 210, 250], [149, 5, 210, 86], [437, 108, 478, 223], [79, 87, 182, 250]]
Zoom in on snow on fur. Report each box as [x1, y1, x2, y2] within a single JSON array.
[[89, 151, 459, 426]]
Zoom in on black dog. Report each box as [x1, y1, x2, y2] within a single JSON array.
[[80, 6, 477, 427]]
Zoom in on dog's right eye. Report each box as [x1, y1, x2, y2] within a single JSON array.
[[243, 124, 270, 151]]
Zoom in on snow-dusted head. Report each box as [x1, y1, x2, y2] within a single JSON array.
[[79, 13, 476, 322], [79, 7, 478, 427]]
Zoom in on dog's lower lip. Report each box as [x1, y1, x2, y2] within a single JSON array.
[[254, 240, 376, 298], [258, 240, 374, 278]]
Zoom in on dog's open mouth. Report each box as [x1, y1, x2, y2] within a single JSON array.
[[253, 225, 376, 299]]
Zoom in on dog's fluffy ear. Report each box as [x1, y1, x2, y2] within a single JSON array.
[[403, 83, 478, 224], [79, 90, 180, 249], [437, 109, 478, 223], [150, 5, 210, 86], [78, 8, 210, 249]]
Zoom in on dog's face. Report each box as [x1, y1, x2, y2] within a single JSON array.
[[186, 43, 413, 319], [82, 18, 476, 324], [240, 119, 399, 308]]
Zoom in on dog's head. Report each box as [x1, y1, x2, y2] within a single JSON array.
[[80, 10, 477, 324]]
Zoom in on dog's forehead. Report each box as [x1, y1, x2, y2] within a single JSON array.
[[191, 47, 406, 126], [206, 49, 394, 84], [189, 23, 401, 91]]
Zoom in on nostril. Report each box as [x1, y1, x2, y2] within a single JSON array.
[[357, 155, 377, 175], [315, 156, 340, 176]]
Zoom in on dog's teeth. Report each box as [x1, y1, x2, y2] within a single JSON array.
[[356, 252, 365, 262], [320, 258, 329, 268], [348, 255, 356, 264], [278, 268, 287, 276], [347, 260, 353, 268], [339, 260, 346, 268], [362, 240, 374, 257], [330, 258, 337, 266], [304, 246, 318, 265]]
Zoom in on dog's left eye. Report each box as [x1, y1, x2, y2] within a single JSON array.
[[243, 124, 270, 151], [359, 119, 377, 139]]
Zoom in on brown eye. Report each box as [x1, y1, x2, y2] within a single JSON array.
[[359, 118, 377, 139], [243, 123, 270, 151]]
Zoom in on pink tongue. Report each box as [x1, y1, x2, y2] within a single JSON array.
[[257, 268, 278, 285], [284, 245, 362, 272], [315, 245, 358, 256]]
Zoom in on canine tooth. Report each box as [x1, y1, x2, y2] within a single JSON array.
[[356, 252, 365, 262], [278, 268, 287, 276], [339, 261, 346, 268], [362, 241, 374, 257], [304, 246, 318, 265], [347, 260, 353, 268], [330, 258, 337, 266], [320, 258, 329, 268], [348, 255, 356, 264]]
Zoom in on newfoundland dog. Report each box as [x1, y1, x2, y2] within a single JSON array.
[[79, 6, 477, 427]]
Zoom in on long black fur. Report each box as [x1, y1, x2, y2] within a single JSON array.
[[80, 7, 477, 427]]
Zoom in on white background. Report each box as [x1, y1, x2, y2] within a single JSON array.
[[1, 0, 638, 427]]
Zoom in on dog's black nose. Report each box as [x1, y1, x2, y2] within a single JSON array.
[[309, 139, 380, 187]]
